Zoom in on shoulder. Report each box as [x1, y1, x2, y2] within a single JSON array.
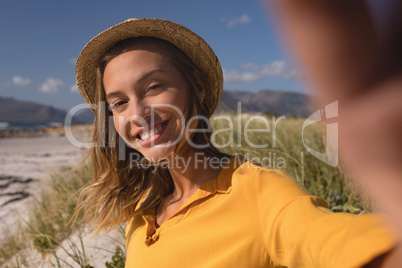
[[222, 157, 323, 214], [230, 159, 309, 195]]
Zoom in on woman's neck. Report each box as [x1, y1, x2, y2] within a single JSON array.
[[167, 149, 225, 200], [155, 149, 229, 227]]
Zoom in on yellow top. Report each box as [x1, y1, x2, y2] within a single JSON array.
[[125, 156, 396, 268]]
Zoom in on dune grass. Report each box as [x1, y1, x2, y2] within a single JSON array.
[[0, 113, 370, 267], [212, 113, 368, 213], [0, 163, 96, 267]]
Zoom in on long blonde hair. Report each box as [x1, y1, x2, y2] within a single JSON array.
[[75, 37, 226, 233]]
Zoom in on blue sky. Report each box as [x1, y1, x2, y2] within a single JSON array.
[[0, 0, 305, 111]]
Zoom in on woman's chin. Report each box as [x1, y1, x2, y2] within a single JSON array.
[[141, 147, 175, 163]]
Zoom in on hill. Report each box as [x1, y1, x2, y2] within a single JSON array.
[[0, 89, 315, 126], [0, 96, 93, 125], [221, 89, 317, 117], [215, 90, 256, 113]]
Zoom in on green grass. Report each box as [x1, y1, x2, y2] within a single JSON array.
[[0, 113, 370, 267], [29, 165, 90, 255], [211, 113, 368, 213]]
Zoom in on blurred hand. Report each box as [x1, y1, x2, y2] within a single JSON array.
[[265, 0, 402, 240]]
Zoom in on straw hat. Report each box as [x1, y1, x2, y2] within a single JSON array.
[[75, 18, 223, 117]]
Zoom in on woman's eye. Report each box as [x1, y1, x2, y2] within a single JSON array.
[[147, 83, 162, 92], [108, 101, 126, 112]]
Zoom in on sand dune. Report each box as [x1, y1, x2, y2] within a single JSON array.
[[0, 136, 88, 234], [0, 132, 125, 267]]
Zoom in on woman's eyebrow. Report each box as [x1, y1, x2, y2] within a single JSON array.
[[106, 91, 124, 102], [105, 69, 165, 101], [136, 69, 165, 84]]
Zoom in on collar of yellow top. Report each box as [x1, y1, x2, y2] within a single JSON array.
[[143, 154, 246, 216], [142, 154, 246, 246], [198, 154, 245, 193]]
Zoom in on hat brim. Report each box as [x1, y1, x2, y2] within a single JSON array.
[[75, 18, 223, 118]]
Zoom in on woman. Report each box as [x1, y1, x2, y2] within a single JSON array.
[[75, 18, 397, 267]]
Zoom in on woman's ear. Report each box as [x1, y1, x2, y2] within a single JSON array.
[[193, 69, 206, 102]]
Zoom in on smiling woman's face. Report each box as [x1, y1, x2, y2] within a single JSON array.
[[103, 44, 190, 162]]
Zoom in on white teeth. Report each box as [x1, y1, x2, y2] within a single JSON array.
[[139, 123, 165, 141]]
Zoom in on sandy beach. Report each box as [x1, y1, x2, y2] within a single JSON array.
[[0, 136, 87, 234], [0, 128, 125, 267]]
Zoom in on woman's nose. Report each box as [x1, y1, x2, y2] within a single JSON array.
[[126, 100, 150, 128]]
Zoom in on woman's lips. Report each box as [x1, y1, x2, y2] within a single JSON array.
[[136, 120, 169, 146]]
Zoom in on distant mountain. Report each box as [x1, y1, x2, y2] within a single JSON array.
[[0, 96, 93, 124], [221, 89, 317, 117], [74, 108, 95, 124], [0, 89, 315, 125], [215, 90, 254, 113]]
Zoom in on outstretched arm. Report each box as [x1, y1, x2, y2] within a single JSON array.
[[265, 0, 402, 266]]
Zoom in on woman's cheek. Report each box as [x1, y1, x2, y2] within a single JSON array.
[[113, 116, 120, 134], [113, 115, 129, 141]]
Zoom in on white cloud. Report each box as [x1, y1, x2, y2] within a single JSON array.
[[225, 14, 251, 29], [70, 84, 79, 93], [223, 69, 262, 83], [260, 60, 287, 76], [70, 58, 77, 64], [241, 63, 260, 71], [39, 78, 64, 94], [282, 69, 302, 80], [224, 60, 301, 84], [259, 60, 302, 79], [12, 76, 31, 86]]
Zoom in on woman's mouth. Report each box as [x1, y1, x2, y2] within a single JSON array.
[[136, 120, 169, 146]]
